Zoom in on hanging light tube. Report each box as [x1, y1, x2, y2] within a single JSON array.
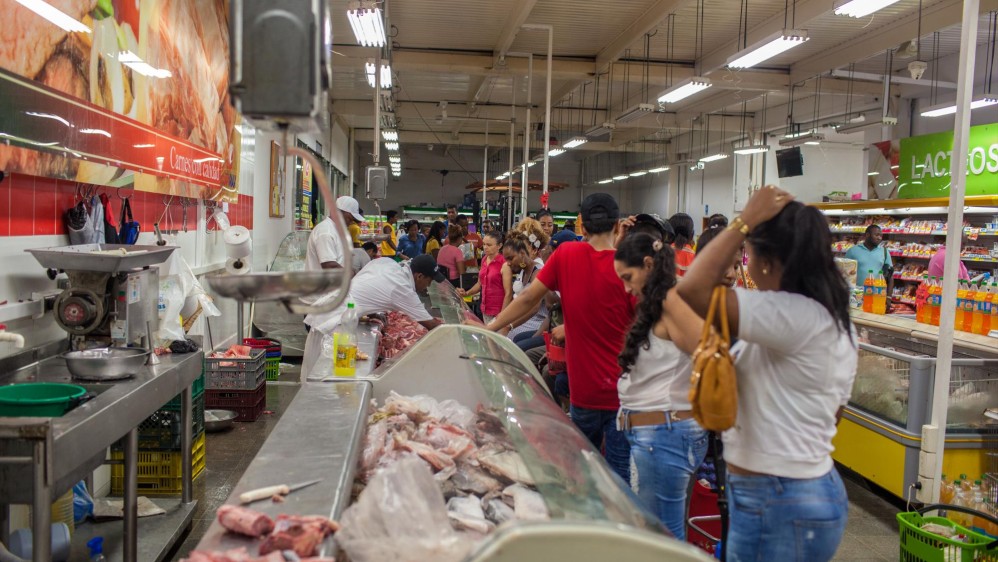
[[598, 178, 614, 184], [834, 0, 902, 18], [384, 142, 399, 151], [779, 131, 824, 146], [920, 95, 998, 117], [563, 136, 588, 149], [657, 77, 712, 104], [835, 116, 898, 133], [733, 145, 770, 155], [388, 155, 401, 163], [612, 174, 628, 181], [347, 1, 386, 47], [615, 103, 656, 124], [727, 30, 809, 69], [699, 153, 730, 163], [548, 148, 566, 157], [382, 130, 398, 141], [629, 170, 648, 177], [648, 166, 671, 173], [365, 60, 392, 88]]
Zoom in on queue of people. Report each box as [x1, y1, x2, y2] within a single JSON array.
[[301, 192, 857, 562]]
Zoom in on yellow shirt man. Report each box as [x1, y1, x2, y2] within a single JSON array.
[[381, 220, 398, 257], [348, 223, 363, 248]]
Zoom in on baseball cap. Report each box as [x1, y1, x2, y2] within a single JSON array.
[[549, 229, 579, 249], [580, 193, 620, 222], [336, 196, 365, 222], [633, 213, 676, 243], [409, 254, 447, 282]]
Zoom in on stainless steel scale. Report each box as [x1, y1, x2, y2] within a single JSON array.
[[26, 244, 176, 350]]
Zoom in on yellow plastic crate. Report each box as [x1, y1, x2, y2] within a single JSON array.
[[110, 432, 206, 496]]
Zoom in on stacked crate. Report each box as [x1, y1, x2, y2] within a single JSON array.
[[205, 348, 267, 421], [111, 373, 207, 496], [243, 338, 282, 381]]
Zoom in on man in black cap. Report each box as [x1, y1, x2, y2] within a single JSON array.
[[614, 213, 675, 246], [485, 193, 634, 482], [302, 254, 444, 378]]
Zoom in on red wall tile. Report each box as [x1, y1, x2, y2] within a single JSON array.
[[33, 177, 59, 235], [0, 174, 10, 236], [10, 174, 34, 236]]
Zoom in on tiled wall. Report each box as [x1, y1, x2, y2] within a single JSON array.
[[0, 173, 254, 237]]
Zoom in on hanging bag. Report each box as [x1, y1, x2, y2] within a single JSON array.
[[119, 197, 140, 244], [689, 285, 738, 432]]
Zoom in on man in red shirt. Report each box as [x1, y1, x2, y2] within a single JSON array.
[[485, 193, 634, 482]]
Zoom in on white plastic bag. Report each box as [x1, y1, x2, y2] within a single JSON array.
[[336, 457, 473, 562], [157, 275, 186, 343]]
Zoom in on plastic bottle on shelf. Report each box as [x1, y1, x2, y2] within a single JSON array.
[[940, 474, 954, 505], [863, 271, 875, 313], [956, 281, 969, 332], [974, 283, 994, 335], [333, 303, 359, 377], [929, 277, 943, 326], [964, 282, 978, 333], [916, 275, 931, 324], [873, 272, 888, 315], [961, 475, 972, 492], [990, 282, 998, 334], [971, 483, 988, 532], [951, 485, 974, 527]]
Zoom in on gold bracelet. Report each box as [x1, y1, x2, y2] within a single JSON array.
[[728, 216, 751, 236]]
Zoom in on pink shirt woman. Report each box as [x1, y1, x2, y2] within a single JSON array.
[[437, 225, 467, 282], [478, 252, 507, 317]]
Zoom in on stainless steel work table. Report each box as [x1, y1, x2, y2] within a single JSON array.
[[0, 342, 202, 562], [192, 381, 370, 558], [306, 325, 381, 381]]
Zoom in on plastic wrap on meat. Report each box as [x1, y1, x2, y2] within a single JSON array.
[[258, 514, 339, 557], [216, 505, 274, 538]]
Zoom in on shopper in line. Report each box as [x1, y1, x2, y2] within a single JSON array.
[[445, 204, 459, 229], [694, 225, 741, 288], [614, 233, 705, 539], [668, 213, 696, 278], [458, 215, 483, 251], [501, 219, 550, 342], [380, 210, 400, 260], [305, 196, 365, 272], [707, 213, 729, 229], [436, 225, 467, 285], [845, 225, 894, 290], [928, 244, 971, 280], [485, 193, 635, 483], [677, 186, 857, 562], [425, 221, 446, 259], [696, 215, 727, 251], [361, 241, 379, 261], [458, 231, 507, 323], [396, 220, 426, 260], [536, 209, 556, 238]]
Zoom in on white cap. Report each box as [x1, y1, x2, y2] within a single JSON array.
[[336, 196, 365, 222]]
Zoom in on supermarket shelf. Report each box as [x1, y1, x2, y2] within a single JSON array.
[[831, 228, 998, 236], [850, 310, 998, 356]]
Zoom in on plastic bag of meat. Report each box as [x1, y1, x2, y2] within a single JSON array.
[[336, 457, 473, 562]]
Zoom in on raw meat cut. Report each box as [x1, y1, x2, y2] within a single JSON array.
[[216, 505, 274, 538], [258, 514, 339, 557], [378, 312, 428, 359], [182, 547, 335, 562]]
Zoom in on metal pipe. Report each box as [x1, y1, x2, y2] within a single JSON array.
[[482, 121, 489, 221], [236, 302, 244, 344], [123, 428, 138, 562], [521, 24, 554, 204], [522, 55, 533, 217], [508, 118, 515, 230], [31, 438, 51, 562], [181, 384, 193, 504], [927, 0, 979, 503], [374, 50, 382, 166]]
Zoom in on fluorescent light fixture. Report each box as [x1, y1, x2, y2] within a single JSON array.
[[868, 172, 879, 176], [657, 77, 712, 103], [613, 174, 628, 181], [548, 148, 566, 157], [388, 155, 401, 163], [347, 1, 386, 47], [733, 145, 770, 155], [615, 103, 656, 124], [727, 29, 809, 69], [836, 116, 897, 133], [648, 166, 670, 173], [525, 161, 536, 168], [779, 132, 824, 146], [365, 61, 392, 88], [384, 142, 399, 151], [392, 171, 401, 177], [382, 130, 398, 141], [79, 128, 111, 138], [834, 0, 902, 18], [920, 95, 998, 117], [699, 153, 730, 163], [585, 122, 616, 139], [598, 178, 614, 184], [14, 0, 90, 32], [495, 173, 510, 180], [563, 136, 588, 149], [629, 170, 648, 177]]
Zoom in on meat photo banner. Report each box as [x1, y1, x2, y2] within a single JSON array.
[[0, 0, 241, 201]]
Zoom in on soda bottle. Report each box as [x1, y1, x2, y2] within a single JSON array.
[[971, 484, 987, 532], [916, 275, 930, 324], [975, 283, 994, 335], [990, 282, 998, 335], [930, 277, 943, 326], [964, 282, 978, 333], [333, 303, 359, 377], [863, 271, 875, 313], [956, 281, 969, 332], [873, 273, 888, 315]]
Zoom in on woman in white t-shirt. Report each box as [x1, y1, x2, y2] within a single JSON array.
[[677, 187, 857, 562], [613, 233, 706, 539]]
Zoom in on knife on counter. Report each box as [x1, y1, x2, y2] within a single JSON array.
[[238, 478, 323, 504]]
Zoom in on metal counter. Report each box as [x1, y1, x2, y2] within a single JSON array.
[[192, 381, 370, 557], [306, 325, 380, 381], [0, 342, 202, 562]]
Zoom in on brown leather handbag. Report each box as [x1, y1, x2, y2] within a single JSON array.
[[689, 285, 738, 432]]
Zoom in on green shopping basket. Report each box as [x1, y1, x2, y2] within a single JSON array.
[[898, 504, 998, 562]]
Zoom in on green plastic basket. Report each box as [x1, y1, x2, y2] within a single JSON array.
[[265, 357, 280, 381], [163, 373, 205, 409], [0, 383, 88, 417], [898, 509, 998, 562]]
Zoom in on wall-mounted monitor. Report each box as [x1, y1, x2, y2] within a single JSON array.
[[776, 147, 804, 178]]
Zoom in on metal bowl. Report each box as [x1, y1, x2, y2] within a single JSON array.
[[62, 348, 149, 380], [205, 409, 238, 432]]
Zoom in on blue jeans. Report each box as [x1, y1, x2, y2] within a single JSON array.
[[726, 469, 848, 562], [515, 334, 544, 351], [569, 405, 630, 483], [625, 416, 708, 540]]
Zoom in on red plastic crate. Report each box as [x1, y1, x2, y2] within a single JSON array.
[[227, 396, 266, 422], [205, 381, 266, 422], [687, 479, 722, 555]]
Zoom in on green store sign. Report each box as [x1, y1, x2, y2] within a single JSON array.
[[898, 123, 998, 199]]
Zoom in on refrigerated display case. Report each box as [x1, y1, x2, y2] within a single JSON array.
[[252, 231, 311, 356], [833, 317, 998, 499]]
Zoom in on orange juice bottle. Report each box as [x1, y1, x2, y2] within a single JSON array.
[[989, 282, 998, 334], [964, 282, 978, 332], [956, 281, 969, 332], [863, 271, 875, 313], [972, 283, 989, 335], [916, 275, 930, 324], [930, 277, 943, 326], [873, 273, 888, 315]]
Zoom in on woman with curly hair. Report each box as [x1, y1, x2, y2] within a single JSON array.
[[613, 233, 706, 538], [500, 218, 550, 341]]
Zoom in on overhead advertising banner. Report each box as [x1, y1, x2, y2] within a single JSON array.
[[0, 0, 240, 201], [898, 123, 998, 199]]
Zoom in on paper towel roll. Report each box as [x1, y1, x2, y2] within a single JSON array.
[[223, 226, 252, 259], [225, 257, 251, 275]]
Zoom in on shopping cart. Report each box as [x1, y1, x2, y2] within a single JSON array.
[[897, 504, 998, 561]]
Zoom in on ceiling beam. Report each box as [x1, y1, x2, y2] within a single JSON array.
[[789, 0, 998, 83], [595, 0, 688, 70], [494, 0, 540, 60], [353, 129, 662, 152]]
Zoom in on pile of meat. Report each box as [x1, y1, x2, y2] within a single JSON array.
[[377, 312, 428, 359], [354, 392, 549, 537], [181, 505, 337, 561]]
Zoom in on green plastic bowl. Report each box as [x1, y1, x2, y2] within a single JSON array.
[[0, 383, 88, 417]]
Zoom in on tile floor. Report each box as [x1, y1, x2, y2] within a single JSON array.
[[165, 371, 906, 561]]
